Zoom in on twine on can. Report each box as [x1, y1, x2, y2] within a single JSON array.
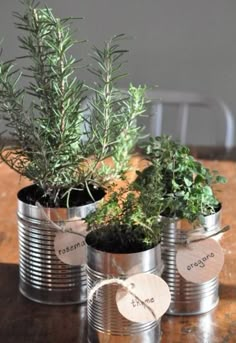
[[185, 225, 230, 245], [88, 249, 164, 322], [161, 225, 230, 252], [88, 277, 158, 321], [36, 201, 87, 238]]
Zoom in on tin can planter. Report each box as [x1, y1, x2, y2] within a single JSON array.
[[161, 208, 222, 316], [17, 184, 104, 305], [86, 238, 163, 343]]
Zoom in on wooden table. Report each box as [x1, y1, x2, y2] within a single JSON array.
[[0, 148, 236, 343]]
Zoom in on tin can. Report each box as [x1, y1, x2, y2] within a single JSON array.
[[161, 209, 221, 315], [17, 184, 103, 305], [86, 240, 163, 342]]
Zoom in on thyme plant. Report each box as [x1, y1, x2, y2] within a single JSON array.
[[85, 185, 163, 253], [135, 135, 226, 223], [0, 0, 146, 206]]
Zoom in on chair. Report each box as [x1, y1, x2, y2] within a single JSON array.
[[145, 90, 235, 149]]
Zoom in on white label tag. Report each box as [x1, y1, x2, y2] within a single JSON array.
[[116, 273, 171, 323], [176, 238, 224, 283], [54, 217, 87, 266]]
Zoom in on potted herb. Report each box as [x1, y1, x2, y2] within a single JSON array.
[[85, 181, 166, 342], [135, 135, 227, 315], [0, 0, 145, 304]]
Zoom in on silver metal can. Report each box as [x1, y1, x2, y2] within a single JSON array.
[[17, 184, 103, 305], [86, 241, 163, 342], [161, 209, 221, 315]]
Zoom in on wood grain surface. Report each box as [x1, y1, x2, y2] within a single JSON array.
[[0, 151, 236, 343]]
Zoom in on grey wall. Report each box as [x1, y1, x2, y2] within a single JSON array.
[[1, 0, 236, 146]]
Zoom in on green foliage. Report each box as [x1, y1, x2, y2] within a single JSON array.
[[0, 1, 87, 203], [86, 35, 146, 181], [136, 135, 226, 223], [133, 159, 164, 219], [85, 185, 163, 251], [0, 1, 146, 206], [85, 135, 226, 250]]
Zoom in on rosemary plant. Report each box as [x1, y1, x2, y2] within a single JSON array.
[[85, 34, 146, 182], [135, 135, 226, 223], [0, 0, 146, 207]]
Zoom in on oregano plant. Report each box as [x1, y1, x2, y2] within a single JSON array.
[[135, 135, 226, 223]]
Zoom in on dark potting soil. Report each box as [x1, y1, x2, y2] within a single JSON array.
[[86, 226, 156, 254], [18, 184, 105, 208]]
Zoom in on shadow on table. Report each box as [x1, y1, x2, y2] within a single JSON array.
[[219, 282, 236, 300], [189, 146, 236, 161], [0, 263, 88, 343]]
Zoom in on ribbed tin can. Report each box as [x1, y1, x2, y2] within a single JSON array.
[[161, 209, 221, 315], [17, 185, 103, 305], [86, 242, 163, 343]]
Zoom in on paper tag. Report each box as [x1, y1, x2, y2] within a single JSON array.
[[176, 238, 224, 283], [54, 217, 87, 266], [116, 273, 171, 323]]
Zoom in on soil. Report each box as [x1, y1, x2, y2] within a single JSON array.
[[86, 226, 157, 254], [17, 184, 105, 208]]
